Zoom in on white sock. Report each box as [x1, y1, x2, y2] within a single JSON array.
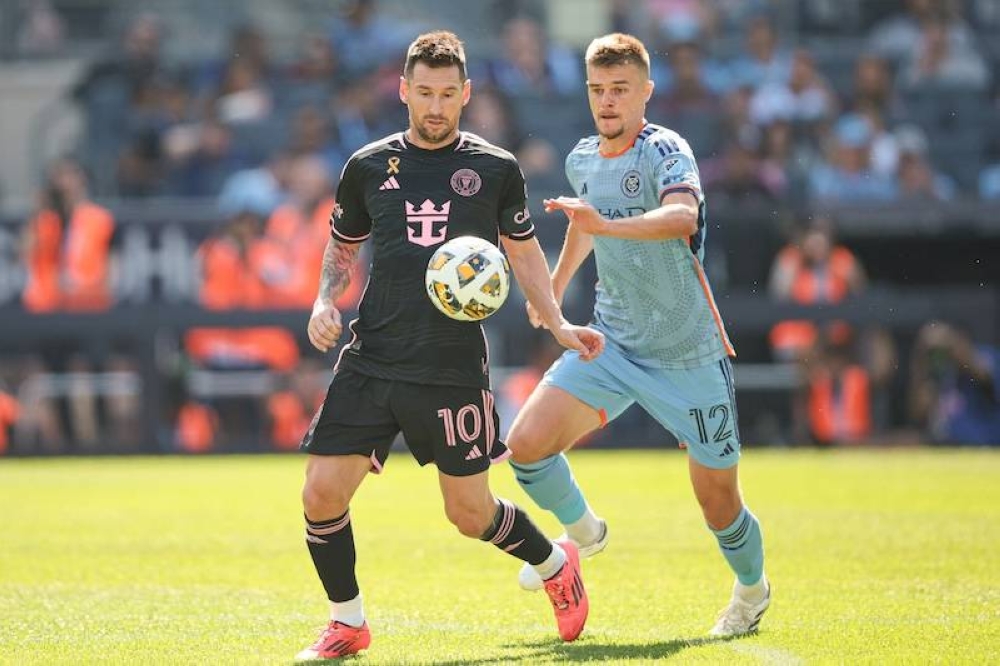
[[330, 594, 365, 627], [564, 508, 602, 546], [532, 543, 567, 581], [735, 575, 768, 604]]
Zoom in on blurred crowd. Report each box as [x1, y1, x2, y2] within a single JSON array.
[[1, 0, 998, 453], [7, 0, 996, 204]]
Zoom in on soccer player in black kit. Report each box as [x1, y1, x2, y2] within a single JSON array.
[[294, 31, 605, 661]]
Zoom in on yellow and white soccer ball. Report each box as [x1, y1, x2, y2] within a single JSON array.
[[425, 236, 511, 322]]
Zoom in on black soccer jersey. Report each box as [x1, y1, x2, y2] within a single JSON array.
[[331, 131, 536, 389]]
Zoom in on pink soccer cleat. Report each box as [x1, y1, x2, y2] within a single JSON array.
[[294, 621, 371, 661], [543, 540, 589, 642]]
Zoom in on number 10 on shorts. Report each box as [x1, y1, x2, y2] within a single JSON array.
[[437, 405, 484, 446]]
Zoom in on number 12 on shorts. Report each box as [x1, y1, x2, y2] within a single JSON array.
[[689, 405, 733, 444]]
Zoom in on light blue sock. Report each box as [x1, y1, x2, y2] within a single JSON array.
[[510, 454, 587, 525], [711, 506, 765, 586]]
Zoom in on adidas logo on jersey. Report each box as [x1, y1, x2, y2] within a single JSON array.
[[379, 176, 400, 190], [465, 445, 483, 460]]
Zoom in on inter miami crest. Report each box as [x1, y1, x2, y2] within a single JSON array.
[[450, 169, 482, 197]]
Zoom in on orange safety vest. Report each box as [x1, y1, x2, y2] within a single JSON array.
[[0, 391, 20, 455], [267, 391, 311, 450], [190, 235, 300, 371], [264, 198, 364, 310], [770, 246, 858, 355], [23, 203, 115, 311], [197, 236, 268, 309], [175, 401, 217, 453], [808, 365, 871, 444]]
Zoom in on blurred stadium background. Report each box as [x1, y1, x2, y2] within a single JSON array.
[[0, 0, 998, 456]]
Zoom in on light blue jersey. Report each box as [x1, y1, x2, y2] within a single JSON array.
[[565, 123, 734, 369]]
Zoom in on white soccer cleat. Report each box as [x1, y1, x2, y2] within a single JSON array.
[[519, 520, 609, 591], [708, 580, 771, 637]]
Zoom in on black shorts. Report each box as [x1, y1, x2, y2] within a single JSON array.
[[302, 369, 508, 477]]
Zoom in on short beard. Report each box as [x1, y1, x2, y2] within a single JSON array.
[[599, 126, 625, 141], [414, 119, 454, 145]]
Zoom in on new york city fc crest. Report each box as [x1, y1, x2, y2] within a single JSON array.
[[621, 170, 642, 198]]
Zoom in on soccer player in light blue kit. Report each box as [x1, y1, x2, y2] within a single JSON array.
[[507, 33, 770, 636]]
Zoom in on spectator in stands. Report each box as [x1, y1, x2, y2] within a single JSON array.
[[749, 47, 837, 128], [847, 54, 903, 124], [894, 125, 957, 201], [284, 32, 341, 110], [71, 12, 167, 195], [768, 217, 866, 361], [896, 15, 989, 91], [192, 25, 275, 104], [857, 101, 904, 180], [484, 15, 582, 97], [327, 0, 415, 78], [331, 73, 400, 155], [462, 86, 556, 178], [211, 57, 274, 124], [22, 157, 115, 312], [218, 151, 292, 220], [719, 84, 756, 146], [759, 119, 813, 201], [185, 208, 301, 450], [701, 130, 786, 204], [808, 113, 897, 203], [116, 73, 193, 197], [728, 13, 792, 90], [800, 322, 872, 446], [14, 0, 65, 57], [286, 105, 346, 178], [909, 321, 1000, 445], [163, 119, 249, 197], [643, 0, 715, 46], [653, 41, 721, 116], [19, 157, 140, 451], [262, 156, 355, 310], [644, 10, 733, 96], [868, 0, 979, 69]]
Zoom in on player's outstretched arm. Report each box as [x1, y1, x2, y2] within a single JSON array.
[[544, 192, 699, 241], [501, 236, 604, 361], [551, 221, 594, 304], [307, 237, 361, 352], [519, 207, 593, 329]]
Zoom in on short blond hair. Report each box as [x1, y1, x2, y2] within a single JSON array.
[[585, 33, 650, 76]]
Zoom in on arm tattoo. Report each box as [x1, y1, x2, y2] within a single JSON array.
[[318, 239, 360, 306]]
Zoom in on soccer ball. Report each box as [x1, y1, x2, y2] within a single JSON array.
[[425, 236, 511, 322]]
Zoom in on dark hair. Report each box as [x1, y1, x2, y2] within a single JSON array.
[[403, 30, 467, 81], [585, 33, 650, 76]]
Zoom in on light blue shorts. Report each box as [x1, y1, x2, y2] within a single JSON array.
[[541, 343, 741, 469]]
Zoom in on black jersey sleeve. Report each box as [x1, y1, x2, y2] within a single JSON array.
[[330, 157, 371, 243], [497, 161, 535, 241]]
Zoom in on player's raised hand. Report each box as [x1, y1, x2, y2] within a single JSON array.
[[551, 322, 605, 362], [308, 305, 342, 352], [543, 197, 606, 235]]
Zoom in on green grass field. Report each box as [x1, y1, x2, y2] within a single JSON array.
[[2, 448, 999, 664]]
